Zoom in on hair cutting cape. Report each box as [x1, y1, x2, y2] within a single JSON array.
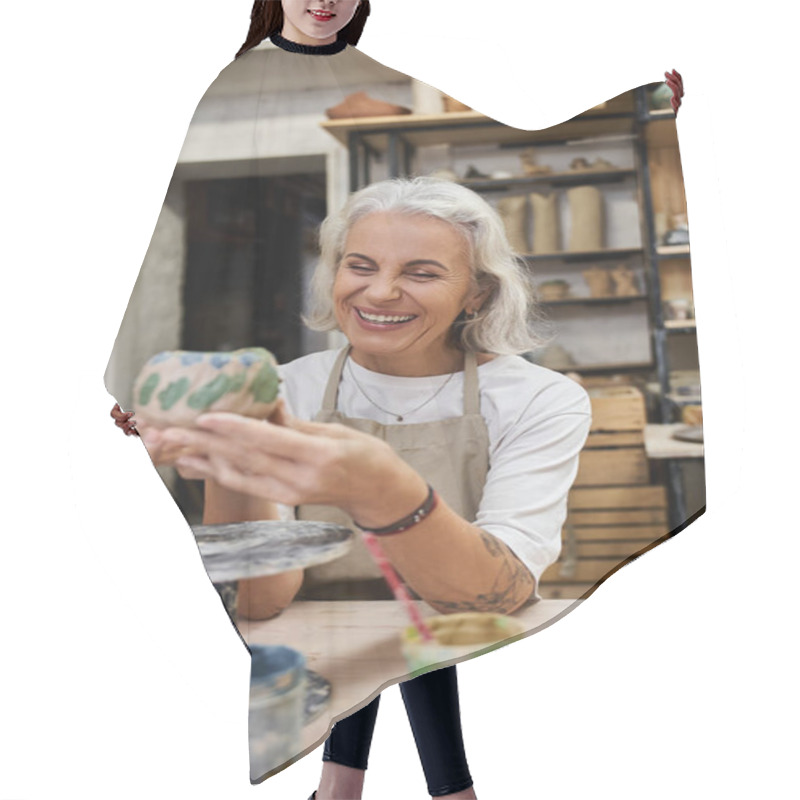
[[105, 33, 703, 783]]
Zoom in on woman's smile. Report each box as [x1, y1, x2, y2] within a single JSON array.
[[333, 212, 484, 375], [353, 306, 419, 328]]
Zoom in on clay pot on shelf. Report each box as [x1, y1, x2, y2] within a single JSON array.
[[443, 94, 472, 112], [567, 186, 604, 251], [411, 80, 445, 115], [582, 266, 612, 297], [649, 83, 673, 111], [664, 298, 693, 320], [610, 265, 639, 297], [496, 195, 529, 254], [520, 149, 553, 176], [569, 157, 618, 172], [529, 192, 560, 254], [325, 92, 411, 119], [538, 280, 570, 302]]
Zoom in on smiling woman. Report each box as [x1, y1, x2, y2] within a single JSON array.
[[131, 177, 592, 797]]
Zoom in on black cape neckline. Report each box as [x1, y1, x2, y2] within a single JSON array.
[[269, 31, 348, 55]]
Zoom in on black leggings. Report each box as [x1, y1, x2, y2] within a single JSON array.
[[322, 665, 473, 797]]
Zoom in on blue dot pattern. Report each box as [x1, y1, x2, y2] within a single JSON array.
[[238, 352, 260, 366], [210, 354, 232, 368]]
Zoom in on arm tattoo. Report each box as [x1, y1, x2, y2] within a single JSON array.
[[429, 530, 535, 614]]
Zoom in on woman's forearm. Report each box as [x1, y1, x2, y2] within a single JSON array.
[[203, 479, 303, 619], [347, 457, 535, 615], [376, 500, 535, 615]]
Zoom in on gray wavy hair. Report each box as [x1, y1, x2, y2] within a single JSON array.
[[303, 176, 550, 355]]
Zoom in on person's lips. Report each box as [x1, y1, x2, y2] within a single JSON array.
[[308, 9, 335, 21]]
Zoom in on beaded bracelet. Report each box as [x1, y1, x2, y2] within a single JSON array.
[[352, 484, 438, 536]]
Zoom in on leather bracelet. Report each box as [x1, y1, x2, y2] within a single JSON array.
[[352, 484, 438, 536]]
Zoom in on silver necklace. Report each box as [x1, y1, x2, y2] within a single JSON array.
[[346, 358, 457, 422]]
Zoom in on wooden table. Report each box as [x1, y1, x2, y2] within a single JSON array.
[[242, 598, 577, 753], [644, 423, 704, 460], [644, 424, 704, 531]]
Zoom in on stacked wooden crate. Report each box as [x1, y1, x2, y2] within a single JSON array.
[[538, 386, 669, 599]]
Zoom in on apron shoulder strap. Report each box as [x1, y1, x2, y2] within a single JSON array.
[[463, 350, 480, 415], [321, 345, 351, 413]]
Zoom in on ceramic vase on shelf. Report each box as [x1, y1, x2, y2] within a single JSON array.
[[654, 212, 669, 246], [411, 79, 445, 115], [649, 82, 673, 111], [496, 196, 529, 254], [520, 149, 553, 176], [529, 192, 560, 254], [582, 266, 612, 297], [610, 264, 639, 296], [537, 280, 570, 302], [442, 93, 472, 112], [567, 186, 604, 251]]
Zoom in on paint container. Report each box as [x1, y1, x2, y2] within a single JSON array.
[[248, 645, 306, 780], [401, 612, 526, 677]]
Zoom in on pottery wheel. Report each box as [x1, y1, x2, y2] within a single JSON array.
[[304, 670, 332, 725], [192, 520, 354, 583]]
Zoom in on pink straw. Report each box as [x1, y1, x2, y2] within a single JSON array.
[[362, 532, 435, 642]]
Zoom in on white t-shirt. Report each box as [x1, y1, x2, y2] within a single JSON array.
[[278, 348, 592, 587]]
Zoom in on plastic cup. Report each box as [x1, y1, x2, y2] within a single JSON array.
[[401, 612, 526, 677], [248, 645, 306, 781]]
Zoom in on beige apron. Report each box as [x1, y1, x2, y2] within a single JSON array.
[[296, 345, 490, 600]]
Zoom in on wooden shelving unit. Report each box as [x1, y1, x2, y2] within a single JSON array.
[[321, 83, 702, 583]]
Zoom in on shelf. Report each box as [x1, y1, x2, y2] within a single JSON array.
[[539, 294, 648, 306], [656, 244, 690, 257], [666, 394, 702, 406], [546, 361, 653, 374], [525, 247, 643, 263], [645, 108, 677, 120], [320, 110, 636, 151], [459, 168, 636, 192], [664, 319, 697, 332]]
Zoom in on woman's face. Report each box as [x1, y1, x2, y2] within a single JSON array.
[[281, 0, 361, 46], [333, 212, 485, 376]]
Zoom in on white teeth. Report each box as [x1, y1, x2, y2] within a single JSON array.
[[358, 310, 415, 324]]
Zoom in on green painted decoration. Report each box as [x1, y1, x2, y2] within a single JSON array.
[[249, 362, 280, 404], [138, 372, 160, 406], [187, 374, 232, 410], [158, 377, 190, 411], [227, 371, 247, 393]]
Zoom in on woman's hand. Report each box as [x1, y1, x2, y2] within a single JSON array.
[[134, 401, 290, 481], [157, 404, 427, 527], [110, 403, 139, 436]]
